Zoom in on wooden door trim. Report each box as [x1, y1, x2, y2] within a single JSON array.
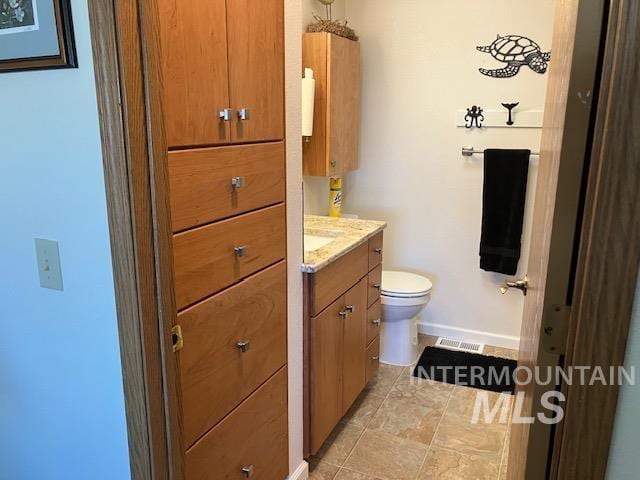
[[88, 0, 181, 478], [554, 0, 640, 477]]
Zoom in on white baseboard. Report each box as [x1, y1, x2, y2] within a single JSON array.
[[288, 460, 309, 480], [418, 321, 520, 350]]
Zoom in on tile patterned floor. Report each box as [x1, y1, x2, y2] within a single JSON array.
[[309, 335, 517, 480]]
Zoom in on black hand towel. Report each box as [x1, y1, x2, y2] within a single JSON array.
[[480, 149, 530, 275]]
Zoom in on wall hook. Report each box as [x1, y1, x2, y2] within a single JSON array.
[[465, 105, 484, 128], [501, 102, 519, 126]]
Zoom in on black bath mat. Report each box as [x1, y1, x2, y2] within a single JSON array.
[[412, 346, 517, 394]]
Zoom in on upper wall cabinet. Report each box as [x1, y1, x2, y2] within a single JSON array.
[[303, 32, 361, 176], [159, 0, 285, 149]]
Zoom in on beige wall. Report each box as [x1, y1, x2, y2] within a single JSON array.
[[304, 0, 555, 347]]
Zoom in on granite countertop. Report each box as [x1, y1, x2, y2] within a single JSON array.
[[302, 215, 387, 273]]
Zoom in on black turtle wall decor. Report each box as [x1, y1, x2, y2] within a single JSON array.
[[477, 35, 551, 78]]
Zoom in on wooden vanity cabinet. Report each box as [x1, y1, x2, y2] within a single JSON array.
[[160, 0, 284, 148], [305, 233, 384, 455], [302, 32, 361, 176]]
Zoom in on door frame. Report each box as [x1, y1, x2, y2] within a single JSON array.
[[87, 0, 181, 479], [85, 1, 639, 480]]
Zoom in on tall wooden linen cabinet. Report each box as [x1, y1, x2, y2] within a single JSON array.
[[158, 0, 288, 478]]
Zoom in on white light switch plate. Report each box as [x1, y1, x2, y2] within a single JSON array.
[[35, 238, 64, 291]]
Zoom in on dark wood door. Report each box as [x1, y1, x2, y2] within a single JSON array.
[[226, 0, 284, 143], [158, 0, 231, 148]]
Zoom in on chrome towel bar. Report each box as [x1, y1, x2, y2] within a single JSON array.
[[462, 146, 540, 157]]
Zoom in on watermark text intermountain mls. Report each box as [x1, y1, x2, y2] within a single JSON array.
[[412, 365, 635, 425]]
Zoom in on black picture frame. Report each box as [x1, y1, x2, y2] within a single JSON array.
[[0, 0, 78, 73]]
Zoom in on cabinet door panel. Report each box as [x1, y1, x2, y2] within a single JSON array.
[[159, 0, 230, 148], [342, 277, 368, 412], [310, 296, 344, 454], [226, 0, 284, 143]]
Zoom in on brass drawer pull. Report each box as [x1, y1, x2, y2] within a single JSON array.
[[234, 245, 248, 257], [231, 176, 246, 188], [372, 319, 381, 326], [241, 465, 254, 478], [237, 341, 251, 353]]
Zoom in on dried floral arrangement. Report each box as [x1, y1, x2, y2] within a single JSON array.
[[307, 14, 359, 42]]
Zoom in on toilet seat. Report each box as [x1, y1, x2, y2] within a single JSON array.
[[381, 271, 433, 298]]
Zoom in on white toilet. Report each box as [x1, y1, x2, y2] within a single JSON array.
[[380, 271, 433, 366]]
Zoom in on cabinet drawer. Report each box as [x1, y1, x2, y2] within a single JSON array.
[[310, 242, 369, 316], [368, 232, 384, 270], [178, 262, 287, 447], [367, 265, 383, 307], [366, 300, 382, 346], [186, 367, 289, 480], [174, 204, 286, 309], [365, 336, 380, 384], [169, 142, 285, 232]]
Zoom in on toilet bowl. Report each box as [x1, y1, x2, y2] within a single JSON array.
[[380, 271, 433, 366]]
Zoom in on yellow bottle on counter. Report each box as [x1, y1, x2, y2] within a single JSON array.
[[329, 176, 343, 217]]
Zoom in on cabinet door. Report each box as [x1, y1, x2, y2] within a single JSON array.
[[310, 296, 344, 454], [226, 0, 284, 143], [327, 34, 361, 174], [159, 0, 230, 148], [342, 277, 368, 412]]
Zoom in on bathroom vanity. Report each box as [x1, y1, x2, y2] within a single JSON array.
[[302, 216, 386, 456]]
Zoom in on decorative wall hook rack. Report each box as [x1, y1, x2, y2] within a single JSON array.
[[464, 105, 484, 128], [501, 102, 519, 125]]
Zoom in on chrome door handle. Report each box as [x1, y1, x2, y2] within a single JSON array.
[[236, 341, 251, 353], [241, 465, 254, 478], [219, 108, 233, 121], [238, 108, 251, 120], [234, 245, 248, 257], [231, 176, 245, 188], [501, 277, 528, 296]]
